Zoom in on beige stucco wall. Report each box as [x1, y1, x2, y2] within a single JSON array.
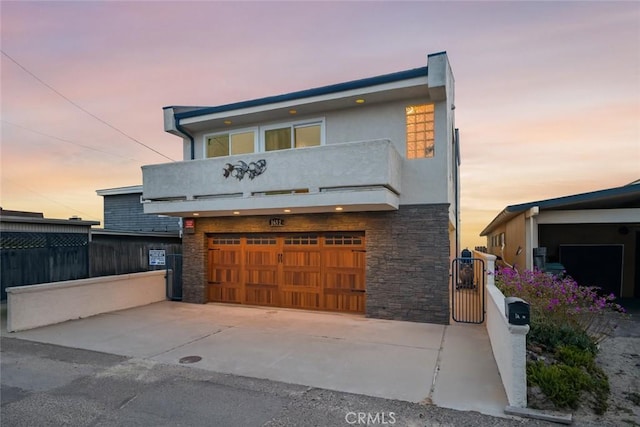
[[6, 271, 167, 332]]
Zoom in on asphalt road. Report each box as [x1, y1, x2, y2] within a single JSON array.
[[0, 337, 561, 427]]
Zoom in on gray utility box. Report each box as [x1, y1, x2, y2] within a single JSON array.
[[505, 297, 530, 325]]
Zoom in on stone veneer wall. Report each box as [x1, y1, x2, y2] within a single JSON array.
[[182, 204, 451, 324]]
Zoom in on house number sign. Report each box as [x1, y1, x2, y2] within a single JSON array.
[[269, 218, 284, 227]]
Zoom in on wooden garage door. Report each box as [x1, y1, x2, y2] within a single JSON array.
[[207, 233, 365, 313]]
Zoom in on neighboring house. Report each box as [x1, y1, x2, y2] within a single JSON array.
[[142, 52, 460, 324], [94, 185, 182, 298], [96, 185, 181, 233], [0, 208, 99, 299], [480, 181, 640, 298]]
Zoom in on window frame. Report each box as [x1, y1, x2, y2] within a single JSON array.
[[259, 118, 325, 152], [203, 126, 258, 158]]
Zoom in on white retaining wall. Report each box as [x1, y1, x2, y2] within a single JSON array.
[[6, 270, 167, 332], [474, 251, 529, 408]]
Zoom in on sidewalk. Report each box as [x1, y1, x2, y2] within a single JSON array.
[[0, 301, 509, 417]]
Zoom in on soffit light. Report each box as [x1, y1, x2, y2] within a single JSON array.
[[233, 211, 240, 215], [224, 120, 232, 125], [284, 209, 291, 213], [335, 206, 343, 211], [193, 213, 200, 216], [289, 109, 297, 115], [355, 99, 365, 104]]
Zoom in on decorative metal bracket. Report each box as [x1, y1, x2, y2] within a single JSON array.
[[223, 159, 267, 181]]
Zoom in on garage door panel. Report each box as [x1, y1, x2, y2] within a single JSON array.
[[324, 272, 363, 288], [244, 243, 279, 306], [208, 247, 242, 303], [281, 290, 320, 310], [245, 284, 279, 306], [283, 271, 321, 287], [208, 233, 365, 313], [281, 245, 322, 308], [325, 250, 365, 268], [282, 250, 321, 267], [325, 297, 364, 312]]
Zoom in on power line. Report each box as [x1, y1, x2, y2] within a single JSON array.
[[1, 50, 175, 162], [2, 177, 98, 220], [2, 120, 140, 163]]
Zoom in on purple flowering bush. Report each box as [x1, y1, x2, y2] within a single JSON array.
[[495, 267, 625, 343], [495, 267, 627, 414]]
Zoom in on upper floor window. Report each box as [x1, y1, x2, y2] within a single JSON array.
[[206, 129, 256, 158], [204, 120, 323, 158], [406, 104, 434, 159], [264, 122, 322, 152]]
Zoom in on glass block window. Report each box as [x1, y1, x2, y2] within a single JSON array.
[[406, 104, 435, 159]]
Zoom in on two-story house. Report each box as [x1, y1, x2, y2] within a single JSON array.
[[142, 51, 459, 324]]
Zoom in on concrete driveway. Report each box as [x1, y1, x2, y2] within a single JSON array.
[[1, 301, 508, 417]]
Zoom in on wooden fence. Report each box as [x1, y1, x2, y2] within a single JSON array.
[[89, 235, 181, 277], [1, 232, 181, 299]]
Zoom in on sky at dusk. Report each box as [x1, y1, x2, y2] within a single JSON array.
[[1, 1, 639, 249]]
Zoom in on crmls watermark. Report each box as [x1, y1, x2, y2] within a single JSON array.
[[344, 412, 396, 425]]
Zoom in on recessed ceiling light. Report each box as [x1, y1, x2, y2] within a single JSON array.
[[335, 206, 343, 211], [289, 109, 297, 115], [233, 211, 240, 215], [193, 213, 200, 216], [284, 209, 291, 213], [224, 120, 232, 125], [355, 99, 365, 104]]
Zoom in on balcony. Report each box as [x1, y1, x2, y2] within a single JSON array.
[[142, 139, 402, 217]]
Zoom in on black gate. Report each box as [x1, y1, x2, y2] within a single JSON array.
[[165, 254, 183, 300], [451, 257, 485, 323]]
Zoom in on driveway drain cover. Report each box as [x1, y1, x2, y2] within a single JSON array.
[[179, 356, 202, 364]]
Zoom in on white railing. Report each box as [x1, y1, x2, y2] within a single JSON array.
[[474, 250, 529, 408]]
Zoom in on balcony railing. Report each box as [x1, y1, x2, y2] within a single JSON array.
[[142, 139, 402, 216]]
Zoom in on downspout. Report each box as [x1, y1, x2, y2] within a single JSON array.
[[169, 117, 189, 301], [454, 128, 461, 257], [175, 118, 195, 160]]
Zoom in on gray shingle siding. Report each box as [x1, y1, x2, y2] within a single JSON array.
[[103, 193, 180, 232]]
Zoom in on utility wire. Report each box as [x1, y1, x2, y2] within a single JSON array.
[[2, 120, 140, 163], [1, 50, 175, 162], [1, 177, 98, 220]]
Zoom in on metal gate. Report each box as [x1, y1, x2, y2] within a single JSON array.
[[165, 254, 183, 300], [451, 257, 485, 323]]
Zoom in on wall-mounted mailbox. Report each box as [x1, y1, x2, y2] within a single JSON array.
[[505, 297, 530, 325]]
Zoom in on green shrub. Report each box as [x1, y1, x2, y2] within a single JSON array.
[[528, 320, 597, 354], [527, 361, 590, 409], [556, 345, 595, 368], [554, 345, 609, 414]]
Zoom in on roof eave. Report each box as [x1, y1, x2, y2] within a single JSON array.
[[173, 66, 429, 121]]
